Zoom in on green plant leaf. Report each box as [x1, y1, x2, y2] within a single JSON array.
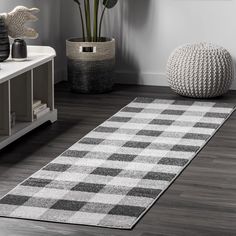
[[103, 0, 118, 9]]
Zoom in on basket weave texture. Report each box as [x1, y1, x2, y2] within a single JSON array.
[[167, 43, 234, 98], [66, 38, 115, 93]]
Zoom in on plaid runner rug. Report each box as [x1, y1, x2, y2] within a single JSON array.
[[0, 98, 234, 229]]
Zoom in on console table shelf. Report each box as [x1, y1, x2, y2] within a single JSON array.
[[0, 46, 57, 150]]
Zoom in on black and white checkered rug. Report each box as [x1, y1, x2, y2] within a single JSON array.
[[0, 98, 235, 229]]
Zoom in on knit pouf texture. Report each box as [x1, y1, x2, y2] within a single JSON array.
[[167, 43, 234, 98]]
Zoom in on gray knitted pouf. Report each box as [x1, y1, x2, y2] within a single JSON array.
[[167, 43, 234, 98]]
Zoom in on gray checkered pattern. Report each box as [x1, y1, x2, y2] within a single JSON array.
[[0, 98, 234, 229]]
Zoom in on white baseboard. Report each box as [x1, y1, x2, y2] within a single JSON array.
[[115, 71, 168, 87], [116, 71, 236, 90], [56, 69, 236, 90]]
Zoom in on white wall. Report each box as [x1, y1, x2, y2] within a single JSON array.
[[59, 0, 83, 81], [2, 0, 236, 88], [0, 0, 62, 82], [111, 0, 236, 88], [60, 0, 236, 88]]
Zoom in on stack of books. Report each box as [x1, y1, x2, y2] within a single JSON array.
[[33, 99, 50, 119]]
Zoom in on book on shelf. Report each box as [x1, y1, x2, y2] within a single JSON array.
[[33, 99, 50, 119], [33, 103, 47, 115], [33, 99, 42, 109], [34, 107, 50, 119]]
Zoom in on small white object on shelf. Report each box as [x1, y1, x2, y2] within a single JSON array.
[[34, 107, 50, 119], [0, 46, 57, 150], [33, 103, 47, 115], [33, 99, 42, 109]]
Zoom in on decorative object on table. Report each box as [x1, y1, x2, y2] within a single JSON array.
[[167, 42, 234, 98], [0, 97, 234, 229], [0, 6, 39, 62], [0, 6, 40, 39], [66, 0, 118, 93], [0, 16, 10, 62], [11, 38, 27, 61]]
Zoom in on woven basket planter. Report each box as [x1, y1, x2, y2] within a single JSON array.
[[66, 38, 115, 94], [167, 43, 234, 98]]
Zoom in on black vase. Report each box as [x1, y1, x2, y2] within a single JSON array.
[[12, 39, 27, 61], [0, 16, 10, 62]]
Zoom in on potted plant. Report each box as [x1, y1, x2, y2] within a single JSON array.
[[66, 0, 118, 93]]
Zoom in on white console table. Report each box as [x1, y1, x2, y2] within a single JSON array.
[[0, 46, 57, 150]]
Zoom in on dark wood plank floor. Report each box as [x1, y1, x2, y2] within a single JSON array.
[[0, 82, 236, 236]]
